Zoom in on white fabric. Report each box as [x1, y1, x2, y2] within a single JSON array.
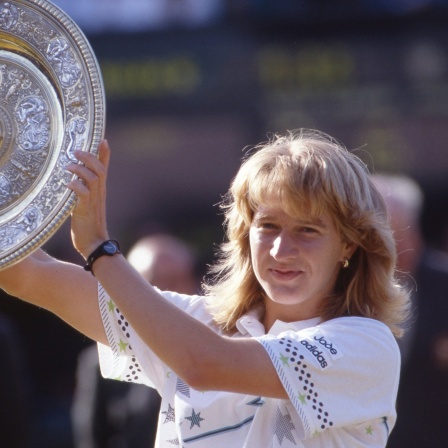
[[97, 284, 400, 447]]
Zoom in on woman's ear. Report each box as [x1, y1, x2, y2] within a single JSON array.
[[343, 241, 358, 261]]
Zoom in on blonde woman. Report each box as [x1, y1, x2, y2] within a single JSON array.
[[1, 130, 410, 447]]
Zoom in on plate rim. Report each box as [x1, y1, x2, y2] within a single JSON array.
[[0, 0, 106, 269]]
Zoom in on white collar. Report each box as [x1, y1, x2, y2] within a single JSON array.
[[236, 308, 321, 337]]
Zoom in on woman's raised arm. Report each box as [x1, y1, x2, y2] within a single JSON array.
[[0, 248, 107, 344]]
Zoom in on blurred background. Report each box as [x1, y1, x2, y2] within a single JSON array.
[[52, 0, 448, 257], [1, 0, 448, 447]]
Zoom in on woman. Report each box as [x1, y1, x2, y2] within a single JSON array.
[[0, 129, 410, 447]]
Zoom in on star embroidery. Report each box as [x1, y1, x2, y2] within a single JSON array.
[[162, 403, 175, 423], [118, 339, 128, 352], [312, 429, 321, 437], [107, 299, 115, 312], [366, 426, 373, 435], [275, 407, 296, 445], [298, 393, 307, 405], [280, 353, 290, 366], [185, 409, 204, 429], [166, 371, 172, 379]]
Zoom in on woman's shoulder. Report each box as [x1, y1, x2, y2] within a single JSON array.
[[275, 315, 399, 361], [318, 315, 397, 341], [321, 315, 392, 332], [315, 316, 400, 361]]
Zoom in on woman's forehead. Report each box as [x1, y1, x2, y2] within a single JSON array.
[[252, 189, 318, 213], [253, 199, 331, 225]]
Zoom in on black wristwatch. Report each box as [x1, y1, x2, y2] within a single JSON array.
[[84, 240, 121, 275]]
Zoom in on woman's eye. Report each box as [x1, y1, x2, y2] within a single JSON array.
[[260, 222, 276, 229]]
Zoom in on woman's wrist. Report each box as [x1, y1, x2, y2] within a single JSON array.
[[83, 240, 121, 275]]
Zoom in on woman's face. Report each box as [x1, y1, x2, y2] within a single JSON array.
[[249, 198, 355, 322]]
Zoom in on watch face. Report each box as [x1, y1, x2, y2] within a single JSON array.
[[104, 241, 118, 254]]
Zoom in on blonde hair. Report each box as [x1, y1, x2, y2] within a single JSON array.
[[204, 129, 410, 337]]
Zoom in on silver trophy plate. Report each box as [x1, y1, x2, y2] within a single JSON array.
[[0, 0, 105, 269]]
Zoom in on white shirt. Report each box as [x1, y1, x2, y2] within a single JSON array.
[[97, 285, 400, 447]]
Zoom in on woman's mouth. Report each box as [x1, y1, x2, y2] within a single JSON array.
[[270, 269, 301, 281]]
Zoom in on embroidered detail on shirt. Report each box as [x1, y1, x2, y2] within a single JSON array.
[[162, 403, 176, 423], [116, 308, 131, 339], [277, 338, 334, 432], [176, 377, 191, 398], [365, 425, 373, 435], [280, 353, 290, 366], [118, 338, 128, 352], [312, 335, 342, 361], [185, 408, 204, 429], [98, 287, 122, 377], [182, 416, 254, 444], [247, 397, 264, 407], [125, 355, 142, 382], [167, 438, 180, 445], [275, 407, 297, 445], [107, 299, 115, 312], [299, 340, 330, 370]]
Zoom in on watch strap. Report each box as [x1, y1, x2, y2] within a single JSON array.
[[84, 239, 121, 275]]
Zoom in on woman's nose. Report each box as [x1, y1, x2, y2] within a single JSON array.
[[270, 232, 297, 260]]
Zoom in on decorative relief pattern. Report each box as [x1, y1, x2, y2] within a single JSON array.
[[46, 37, 82, 88], [0, 0, 105, 267], [0, 50, 61, 217], [0, 2, 19, 30], [16, 96, 50, 152]]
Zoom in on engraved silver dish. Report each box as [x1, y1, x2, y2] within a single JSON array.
[[0, 0, 105, 269]]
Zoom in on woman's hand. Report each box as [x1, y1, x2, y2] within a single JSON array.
[[66, 139, 111, 260]]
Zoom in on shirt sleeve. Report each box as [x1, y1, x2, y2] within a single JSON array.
[[96, 283, 206, 394], [256, 317, 400, 440]]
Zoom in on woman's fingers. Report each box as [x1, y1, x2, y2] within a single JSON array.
[[65, 139, 111, 258], [66, 141, 110, 198], [97, 139, 111, 169], [67, 140, 109, 183], [74, 140, 110, 177]]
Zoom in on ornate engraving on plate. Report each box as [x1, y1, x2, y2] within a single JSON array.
[[47, 36, 82, 88], [0, 206, 42, 251], [0, 53, 58, 199], [16, 95, 51, 151], [0, 49, 63, 252], [0, 0, 105, 269], [0, 2, 19, 30]]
